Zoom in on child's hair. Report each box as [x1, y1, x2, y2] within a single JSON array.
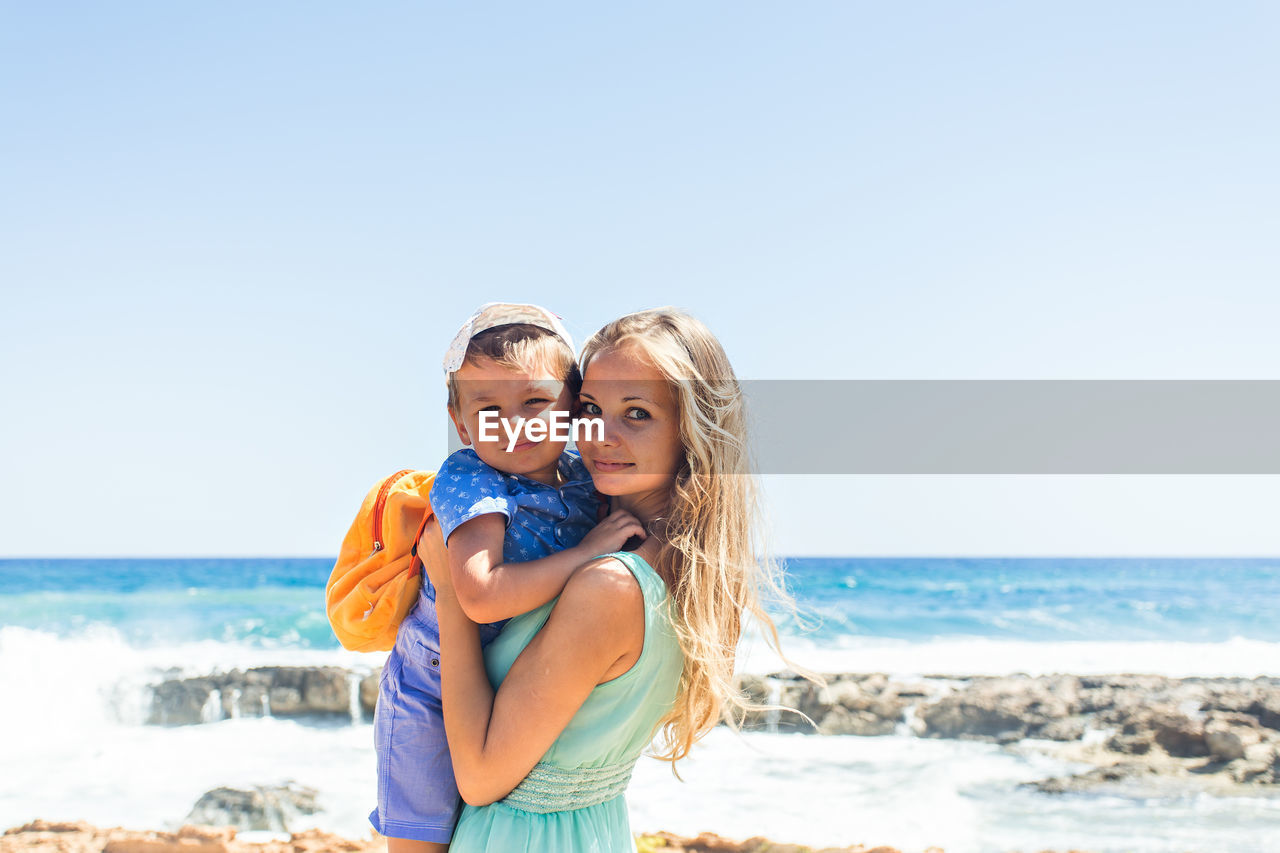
[[579, 307, 811, 766], [446, 323, 582, 410]]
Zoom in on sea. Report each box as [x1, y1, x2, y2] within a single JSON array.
[[2, 557, 1278, 853]]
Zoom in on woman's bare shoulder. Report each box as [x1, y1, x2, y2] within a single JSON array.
[[556, 554, 645, 623]]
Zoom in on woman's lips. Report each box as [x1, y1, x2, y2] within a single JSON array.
[[591, 460, 633, 472]]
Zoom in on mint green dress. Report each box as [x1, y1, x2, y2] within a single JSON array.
[[447, 550, 684, 853]]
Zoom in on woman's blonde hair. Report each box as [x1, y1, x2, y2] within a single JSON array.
[[579, 307, 807, 766]]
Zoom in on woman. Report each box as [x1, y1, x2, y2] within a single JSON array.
[[419, 308, 790, 851]]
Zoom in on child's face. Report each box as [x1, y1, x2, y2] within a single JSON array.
[[448, 356, 575, 486], [575, 343, 684, 498]]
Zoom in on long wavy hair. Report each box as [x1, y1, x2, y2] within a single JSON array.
[[579, 308, 807, 766]]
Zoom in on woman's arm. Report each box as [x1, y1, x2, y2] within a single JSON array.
[[419, 518, 645, 806]]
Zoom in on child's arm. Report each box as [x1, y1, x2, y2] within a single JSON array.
[[442, 508, 644, 624]]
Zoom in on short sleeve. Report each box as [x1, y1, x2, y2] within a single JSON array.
[[429, 449, 517, 542]]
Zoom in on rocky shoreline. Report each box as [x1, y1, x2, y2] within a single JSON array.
[[738, 671, 1280, 794], [146, 667, 376, 726], [0, 821, 1090, 853], [146, 665, 1280, 797]]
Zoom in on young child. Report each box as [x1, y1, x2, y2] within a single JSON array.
[[369, 303, 643, 850]]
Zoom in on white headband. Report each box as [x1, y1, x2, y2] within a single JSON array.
[[442, 302, 575, 373]]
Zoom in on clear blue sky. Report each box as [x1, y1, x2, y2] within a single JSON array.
[[3, 2, 1278, 556]]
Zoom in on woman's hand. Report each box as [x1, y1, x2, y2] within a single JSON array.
[[419, 516, 464, 611]]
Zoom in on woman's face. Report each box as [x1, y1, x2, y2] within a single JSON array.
[[576, 343, 684, 498]]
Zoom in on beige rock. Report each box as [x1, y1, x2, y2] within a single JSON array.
[[1036, 716, 1088, 742], [1105, 732, 1154, 755], [1205, 729, 1247, 762], [103, 837, 226, 853], [1244, 741, 1277, 763], [1204, 720, 1261, 763], [0, 823, 384, 853], [358, 673, 379, 717], [638, 830, 903, 852], [3, 822, 95, 835], [818, 706, 897, 736]]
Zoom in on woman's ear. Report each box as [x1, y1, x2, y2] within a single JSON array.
[[448, 405, 473, 446]]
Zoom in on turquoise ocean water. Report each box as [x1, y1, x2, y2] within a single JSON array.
[[4, 556, 1278, 649]]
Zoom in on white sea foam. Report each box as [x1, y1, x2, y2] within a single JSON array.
[[630, 728, 1280, 852], [0, 625, 384, 834], [0, 624, 382, 762]]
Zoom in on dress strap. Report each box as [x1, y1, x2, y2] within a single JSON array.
[[498, 759, 637, 813]]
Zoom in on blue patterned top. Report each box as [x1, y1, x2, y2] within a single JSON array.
[[426, 448, 601, 638]]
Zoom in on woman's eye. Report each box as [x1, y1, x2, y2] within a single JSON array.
[[580, 401, 601, 415], [625, 407, 651, 421]]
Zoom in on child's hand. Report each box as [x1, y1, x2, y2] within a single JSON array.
[[578, 509, 646, 556]]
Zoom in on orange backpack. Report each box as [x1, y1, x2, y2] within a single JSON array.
[[326, 469, 437, 652]]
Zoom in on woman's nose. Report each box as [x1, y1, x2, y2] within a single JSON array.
[[584, 414, 620, 447]]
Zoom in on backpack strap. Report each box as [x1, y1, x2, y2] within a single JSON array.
[[408, 505, 434, 575]]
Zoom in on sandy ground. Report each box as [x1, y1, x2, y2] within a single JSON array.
[[2, 820, 1098, 853]]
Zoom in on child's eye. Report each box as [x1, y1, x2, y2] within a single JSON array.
[[479, 405, 501, 413], [625, 407, 651, 421], [524, 397, 551, 407], [580, 401, 602, 415]]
